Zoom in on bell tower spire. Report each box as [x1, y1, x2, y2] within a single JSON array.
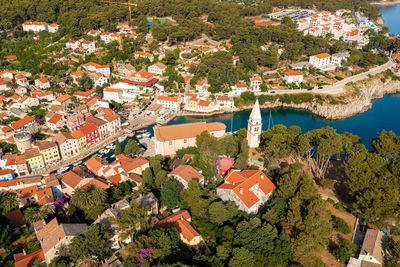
[[247, 99, 262, 148]]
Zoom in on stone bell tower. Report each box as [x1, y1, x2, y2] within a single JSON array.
[[247, 99, 262, 148]]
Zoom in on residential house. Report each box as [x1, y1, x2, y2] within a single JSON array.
[[0, 169, 14, 181], [24, 148, 45, 171], [46, 113, 65, 131], [70, 70, 87, 85], [156, 96, 180, 110], [83, 62, 111, 76], [34, 141, 61, 165], [67, 113, 85, 131], [86, 156, 109, 177], [18, 96, 40, 109], [85, 116, 108, 139], [156, 210, 202, 246], [79, 123, 100, 146], [10, 115, 35, 132], [216, 96, 234, 109], [22, 22, 48, 32], [250, 74, 262, 92], [58, 167, 108, 195], [358, 229, 385, 266], [114, 154, 149, 175], [331, 52, 350, 66], [197, 100, 214, 113], [1, 154, 29, 176], [134, 51, 154, 62], [18, 186, 55, 206], [154, 122, 226, 156], [309, 53, 331, 68], [130, 69, 154, 83], [48, 24, 59, 33], [283, 70, 304, 83], [80, 40, 95, 54], [103, 88, 122, 103], [104, 114, 121, 135], [14, 249, 45, 267], [35, 218, 87, 263], [231, 84, 247, 96], [184, 97, 199, 111], [35, 78, 50, 89], [65, 40, 81, 50], [53, 132, 79, 159], [148, 62, 167, 76], [0, 70, 13, 80], [216, 169, 275, 215], [89, 72, 108, 87], [74, 88, 96, 101], [53, 94, 72, 107], [71, 130, 86, 151], [169, 165, 204, 188], [117, 63, 136, 78]]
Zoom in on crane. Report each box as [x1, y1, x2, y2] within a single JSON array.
[[101, 1, 137, 21]]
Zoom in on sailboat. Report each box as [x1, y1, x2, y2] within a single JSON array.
[[268, 110, 274, 129]]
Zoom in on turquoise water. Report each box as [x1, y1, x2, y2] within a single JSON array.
[[155, 94, 400, 149], [380, 4, 400, 35]]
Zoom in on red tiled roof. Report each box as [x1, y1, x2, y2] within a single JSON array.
[[48, 113, 63, 124], [10, 115, 34, 130], [284, 70, 303, 76], [5, 209, 26, 229], [79, 123, 98, 135], [107, 173, 122, 185], [156, 210, 200, 242], [14, 249, 45, 267], [157, 96, 179, 102], [218, 170, 275, 209]]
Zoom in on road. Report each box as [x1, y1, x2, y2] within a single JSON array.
[[255, 60, 395, 96]]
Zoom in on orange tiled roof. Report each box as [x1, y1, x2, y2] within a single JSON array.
[[14, 249, 45, 267], [157, 96, 178, 102], [313, 53, 331, 59], [284, 70, 303, 76], [10, 115, 34, 130]]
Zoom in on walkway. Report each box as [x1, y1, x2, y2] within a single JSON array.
[[255, 60, 395, 96]]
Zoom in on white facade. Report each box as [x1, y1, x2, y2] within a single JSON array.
[[156, 97, 179, 110], [231, 84, 247, 96], [283, 71, 304, 83], [247, 100, 262, 148], [309, 54, 331, 68]]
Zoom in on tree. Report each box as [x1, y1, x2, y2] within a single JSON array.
[[124, 139, 140, 155], [235, 141, 249, 170], [2, 194, 19, 213], [24, 206, 48, 224], [229, 247, 254, 267], [372, 130, 400, 161], [110, 200, 149, 243], [148, 227, 180, 260], [155, 170, 168, 189], [0, 215, 11, 248], [149, 156, 163, 176], [142, 168, 154, 189], [115, 139, 122, 155], [216, 135, 239, 157], [69, 223, 109, 263], [180, 180, 210, 218], [333, 240, 357, 263], [161, 178, 183, 209], [208, 201, 238, 225]]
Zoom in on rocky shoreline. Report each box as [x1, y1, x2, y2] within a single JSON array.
[[370, 0, 400, 7], [171, 79, 400, 122]]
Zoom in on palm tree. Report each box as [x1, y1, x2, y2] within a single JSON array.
[[3, 194, 19, 213], [72, 188, 91, 209], [90, 188, 107, 206], [24, 206, 48, 224]]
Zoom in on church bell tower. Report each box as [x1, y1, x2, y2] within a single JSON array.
[[247, 99, 262, 148]]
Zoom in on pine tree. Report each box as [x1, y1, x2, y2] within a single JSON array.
[[115, 139, 122, 155]]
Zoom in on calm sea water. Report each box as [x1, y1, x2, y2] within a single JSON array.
[[153, 94, 400, 149], [380, 4, 400, 35]]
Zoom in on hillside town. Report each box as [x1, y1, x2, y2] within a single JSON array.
[[1, 0, 400, 266]]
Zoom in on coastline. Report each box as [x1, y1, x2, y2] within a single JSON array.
[[159, 79, 400, 123], [370, 0, 400, 7]]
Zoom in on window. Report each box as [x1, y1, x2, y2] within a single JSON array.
[[169, 141, 172, 146], [184, 139, 187, 144]]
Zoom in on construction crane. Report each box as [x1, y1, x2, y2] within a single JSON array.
[[101, 1, 137, 21]]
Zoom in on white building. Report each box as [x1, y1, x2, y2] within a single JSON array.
[[103, 88, 122, 103], [156, 96, 180, 110], [48, 24, 59, 33], [216, 169, 275, 215], [148, 62, 167, 76], [250, 74, 262, 92], [309, 53, 331, 68], [216, 96, 235, 109], [100, 32, 111, 43], [231, 84, 247, 96], [331, 52, 350, 66], [283, 70, 304, 83], [22, 22, 48, 32]]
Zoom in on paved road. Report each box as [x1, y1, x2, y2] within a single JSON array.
[[255, 60, 395, 96]]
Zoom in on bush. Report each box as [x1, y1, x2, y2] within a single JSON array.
[[333, 240, 356, 263], [176, 147, 199, 159], [332, 216, 351, 234], [333, 202, 344, 210], [326, 198, 335, 204]]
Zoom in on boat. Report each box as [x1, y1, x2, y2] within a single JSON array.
[[73, 161, 82, 166], [99, 149, 106, 154], [137, 129, 147, 133], [106, 144, 113, 149], [118, 136, 127, 142], [104, 149, 110, 154], [91, 153, 99, 157], [110, 155, 115, 158], [142, 132, 151, 138], [136, 134, 143, 139]]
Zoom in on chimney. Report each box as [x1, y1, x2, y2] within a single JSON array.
[[239, 188, 243, 194], [261, 174, 264, 180]]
